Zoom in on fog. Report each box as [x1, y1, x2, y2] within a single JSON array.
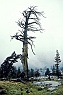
[[0, 0, 63, 68]]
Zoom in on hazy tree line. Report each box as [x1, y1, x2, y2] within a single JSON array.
[[0, 50, 63, 80], [0, 65, 40, 80], [0, 62, 63, 80]]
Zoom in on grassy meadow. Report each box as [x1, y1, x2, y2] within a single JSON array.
[[0, 80, 63, 95]]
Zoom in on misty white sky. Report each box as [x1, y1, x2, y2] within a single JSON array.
[[0, 0, 63, 68]]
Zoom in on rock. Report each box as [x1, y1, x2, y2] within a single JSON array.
[[48, 87, 56, 91], [41, 86, 44, 89], [33, 82, 42, 86]]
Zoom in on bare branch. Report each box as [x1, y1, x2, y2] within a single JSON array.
[[18, 30, 24, 34], [29, 17, 39, 20], [41, 11, 46, 18], [28, 38, 35, 47], [27, 41, 35, 55], [11, 6, 45, 55], [27, 28, 42, 32]]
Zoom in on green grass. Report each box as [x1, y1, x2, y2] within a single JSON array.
[[0, 80, 63, 95]]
